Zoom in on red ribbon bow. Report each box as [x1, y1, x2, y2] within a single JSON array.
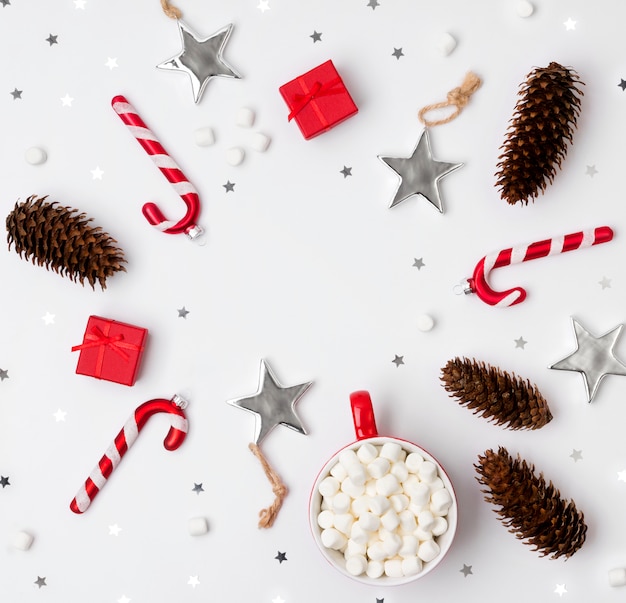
[[72, 326, 131, 361], [288, 77, 344, 121]]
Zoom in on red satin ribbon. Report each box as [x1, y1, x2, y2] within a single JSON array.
[[72, 324, 141, 378], [288, 77, 344, 122]]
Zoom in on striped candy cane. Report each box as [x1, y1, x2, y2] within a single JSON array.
[[464, 226, 614, 307], [111, 95, 203, 240], [70, 395, 189, 514]]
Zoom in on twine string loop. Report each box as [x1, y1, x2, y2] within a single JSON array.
[[418, 72, 482, 127]]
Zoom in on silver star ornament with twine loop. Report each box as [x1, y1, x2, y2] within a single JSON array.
[[227, 359, 313, 528], [379, 72, 481, 213], [157, 0, 241, 103]]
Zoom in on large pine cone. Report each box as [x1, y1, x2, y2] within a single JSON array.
[[495, 62, 584, 205], [6, 195, 126, 289], [441, 357, 552, 430], [475, 447, 587, 559]]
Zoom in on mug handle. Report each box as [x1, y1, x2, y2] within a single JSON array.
[[350, 391, 379, 440]]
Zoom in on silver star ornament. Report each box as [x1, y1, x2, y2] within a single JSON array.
[[379, 128, 462, 212], [550, 318, 626, 403], [157, 21, 241, 103], [228, 360, 312, 444]]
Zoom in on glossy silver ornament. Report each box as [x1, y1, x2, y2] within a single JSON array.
[[157, 21, 241, 103], [550, 318, 626, 403], [227, 359, 312, 444], [379, 128, 462, 212]]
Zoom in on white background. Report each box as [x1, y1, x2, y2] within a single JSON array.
[[1, 1, 626, 601]]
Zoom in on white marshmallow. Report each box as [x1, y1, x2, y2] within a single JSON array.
[[25, 147, 47, 165], [351, 495, 370, 517], [430, 488, 453, 515], [406, 479, 430, 506], [12, 530, 34, 550], [384, 558, 404, 578], [367, 541, 387, 561], [350, 522, 370, 545], [380, 442, 404, 462], [329, 461, 348, 481], [389, 494, 409, 513], [369, 495, 391, 516], [358, 512, 380, 532], [187, 517, 209, 536], [417, 510, 435, 532], [333, 513, 354, 535], [341, 476, 365, 498], [331, 492, 351, 514], [236, 106, 255, 128], [321, 498, 331, 511], [402, 556, 423, 576], [399, 535, 418, 557], [391, 461, 409, 483], [381, 532, 402, 557], [321, 528, 347, 550], [250, 131, 271, 152], [226, 146, 245, 166], [432, 516, 448, 537], [339, 449, 360, 469], [368, 457, 390, 479], [347, 463, 368, 487], [376, 474, 400, 497], [318, 476, 340, 498], [429, 477, 445, 493], [345, 538, 366, 557], [414, 527, 433, 542], [609, 567, 626, 587], [317, 510, 335, 529], [417, 539, 440, 562], [405, 452, 424, 473], [418, 461, 438, 483], [399, 509, 417, 533], [194, 126, 215, 146], [345, 554, 367, 576], [516, 0, 534, 17], [365, 479, 378, 497], [436, 32, 457, 56], [380, 509, 400, 531], [357, 442, 379, 464], [366, 560, 385, 578], [417, 314, 435, 332]]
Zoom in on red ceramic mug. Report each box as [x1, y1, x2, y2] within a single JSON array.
[[309, 391, 458, 585]]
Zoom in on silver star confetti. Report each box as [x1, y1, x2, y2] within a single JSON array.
[[550, 318, 626, 403], [157, 22, 241, 104], [379, 129, 462, 212], [227, 359, 311, 444]]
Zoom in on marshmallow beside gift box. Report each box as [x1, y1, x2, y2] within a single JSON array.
[[72, 316, 148, 386]]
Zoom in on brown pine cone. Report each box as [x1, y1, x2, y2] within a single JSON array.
[[495, 62, 584, 205], [441, 357, 552, 430], [6, 195, 126, 289], [475, 447, 587, 559]]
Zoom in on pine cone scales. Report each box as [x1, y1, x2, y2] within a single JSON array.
[[475, 447, 587, 559], [495, 62, 584, 205], [441, 357, 552, 430], [6, 195, 126, 289]]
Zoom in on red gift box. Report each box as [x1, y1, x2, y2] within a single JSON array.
[[72, 316, 147, 386], [279, 59, 358, 139]]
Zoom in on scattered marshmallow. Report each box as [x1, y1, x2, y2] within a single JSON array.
[[609, 568, 626, 587], [194, 126, 215, 147], [417, 510, 435, 532], [342, 476, 365, 498], [431, 488, 453, 515], [350, 522, 370, 545], [367, 541, 387, 561], [249, 131, 271, 152], [369, 495, 391, 516], [346, 554, 368, 576], [436, 32, 457, 56], [381, 532, 402, 557], [366, 560, 385, 578], [331, 492, 352, 514], [380, 442, 404, 462], [187, 516, 209, 536], [25, 147, 47, 165], [389, 493, 409, 513], [319, 476, 340, 498], [418, 540, 440, 563], [516, 0, 534, 17], [357, 443, 379, 464], [339, 449, 360, 469], [321, 528, 347, 550], [347, 463, 368, 487], [418, 461, 439, 483], [351, 495, 370, 517], [334, 513, 354, 535], [417, 314, 435, 332], [376, 473, 400, 497], [399, 535, 418, 557], [358, 512, 381, 532], [406, 452, 424, 473], [432, 516, 448, 537], [391, 461, 409, 483], [226, 146, 245, 166], [330, 462, 348, 481], [384, 558, 404, 578], [368, 457, 391, 479], [402, 556, 422, 576], [236, 107, 255, 128], [345, 539, 366, 557], [12, 530, 34, 550], [317, 509, 335, 529], [380, 509, 400, 531]]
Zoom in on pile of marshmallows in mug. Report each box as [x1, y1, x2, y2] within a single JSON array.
[[316, 441, 453, 579]]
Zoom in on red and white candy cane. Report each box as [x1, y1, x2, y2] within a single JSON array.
[[70, 395, 189, 514], [111, 95, 203, 240], [463, 226, 614, 307]]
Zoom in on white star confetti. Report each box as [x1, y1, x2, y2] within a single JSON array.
[[554, 583, 567, 596], [187, 575, 200, 588], [90, 166, 104, 180], [570, 449, 583, 462], [41, 312, 55, 325], [563, 17, 576, 30], [117, 596, 131, 603], [272, 597, 286, 603], [257, 0, 270, 11], [108, 524, 122, 536], [105, 57, 118, 70], [598, 276, 612, 289], [60, 94, 74, 107], [53, 409, 67, 422], [74, 0, 86, 8], [585, 165, 598, 177], [617, 470, 626, 482]]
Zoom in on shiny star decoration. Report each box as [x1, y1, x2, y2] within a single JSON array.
[[227, 359, 311, 444], [117, 596, 131, 603], [554, 583, 567, 596], [0, 369, 8, 381], [272, 597, 286, 603], [158, 22, 241, 104], [379, 129, 462, 212], [413, 257, 425, 270], [74, 0, 86, 8], [310, 31, 322, 43], [0, 1, 10, 7], [570, 449, 583, 462], [223, 180, 236, 192], [340, 166, 352, 178], [619, 79, 626, 91], [368, 0, 380, 8], [257, 0, 270, 11], [550, 318, 626, 403], [460, 564, 473, 577]]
